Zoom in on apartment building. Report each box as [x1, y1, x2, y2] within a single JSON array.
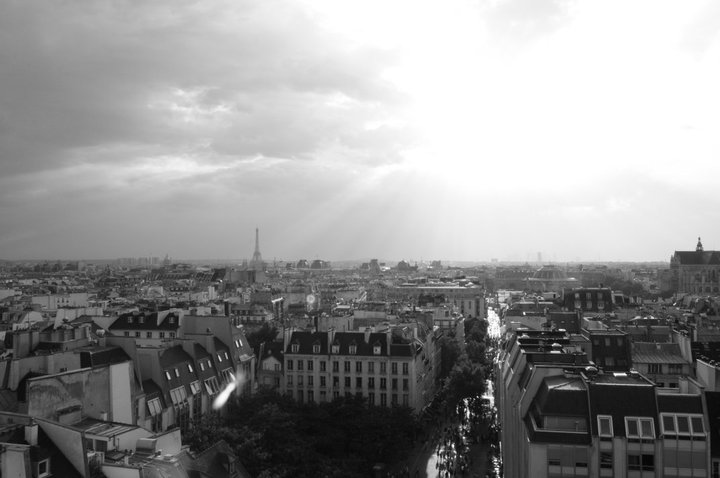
[[283, 326, 438, 412], [498, 328, 710, 478]]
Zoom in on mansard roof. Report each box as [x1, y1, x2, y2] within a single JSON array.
[[286, 331, 390, 356]]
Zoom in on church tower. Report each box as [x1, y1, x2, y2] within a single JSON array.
[[697, 236, 704, 252]]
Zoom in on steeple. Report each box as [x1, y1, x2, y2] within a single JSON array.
[[696, 236, 704, 252]]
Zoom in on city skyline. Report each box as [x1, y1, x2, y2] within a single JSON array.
[[2, 1, 720, 262]]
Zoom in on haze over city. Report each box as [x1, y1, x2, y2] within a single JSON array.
[[2, 0, 720, 262]]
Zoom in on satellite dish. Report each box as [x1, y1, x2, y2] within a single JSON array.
[[306, 294, 316, 305]]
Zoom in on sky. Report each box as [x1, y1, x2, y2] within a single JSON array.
[[1, 0, 720, 263]]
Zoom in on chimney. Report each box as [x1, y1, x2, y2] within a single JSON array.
[[328, 327, 336, 351], [364, 327, 371, 344], [99, 411, 108, 421], [25, 421, 38, 446]]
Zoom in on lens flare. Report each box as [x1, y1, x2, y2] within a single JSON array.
[[212, 371, 244, 410]]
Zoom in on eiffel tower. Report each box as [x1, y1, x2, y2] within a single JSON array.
[[250, 228, 263, 271]]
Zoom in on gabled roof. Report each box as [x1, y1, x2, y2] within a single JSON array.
[[673, 250, 720, 265]]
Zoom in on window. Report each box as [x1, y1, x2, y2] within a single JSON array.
[[661, 413, 706, 438], [308, 391, 314, 402], [169, 332, 176, 339], [287, 375, 293, 386], [200, 362, 205, 371], [320, 361, 326, 372], [380, 378, 387, 390], [392, 393, 398, 405], [159, 332, 165, 339], [217, 353, 223, 362], [292, 343, 299, 353], [368, 362, 375, 373], [305, 360, 312, 371], [287, 360, 293, 371], [344, 361, 351, 373], [332, 361, 339, 372], [392, 378, 398, 390], [224, 351, 229, 360], [373, 344, 381, 355], [308, 375, 314, 387], [320, 376, 326, 387], [147, 398, 162, 416], [356, 377, 362, 388], [380, 393, 387, 406], [600, 451, 612, 470], [380, 362, 387, 374], [333, 376, 339, 387], [165, 371, 172, 380], [174, 368, 180, 377], [369, 377, 375, 389], [298, 375, 304, 387], [349, 344, 357, 354], [313, 344, 320, 354], [628, 454, 654, 471], [37, 459, 50, 478], [391, 362, 398, 374], [190, 381, 201, 395], [625, 417, 654, 440], [369, 393, 375, 405], [356, 361, 362, 373], [332, 344, 340, 354], [403, 379, 409, 391], [648, 363, 662, 374], [146, 331, 153, 338], [402, 363, 409, 375], [344, 377, 350, 387], [598, 415, 613, 437], [297, 360, 303, 371], [124, 331, 130, 337]]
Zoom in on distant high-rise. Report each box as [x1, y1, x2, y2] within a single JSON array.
[[250, 228, 263, 271]]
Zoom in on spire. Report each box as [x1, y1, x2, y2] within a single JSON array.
[[697, 236, 704, 252]]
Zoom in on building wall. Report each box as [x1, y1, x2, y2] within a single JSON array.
[[0, 444, 31, 478], [8, 352, 82, 391], [26, 365, 133, 423], [110, 362, 134, 424], [37, 418, 88, 477]]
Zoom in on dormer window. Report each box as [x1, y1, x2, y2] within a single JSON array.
[[165, 371, 172, 380], [174, 368, 180, 377], [313, 343, 321, 354], [349, 344, 357, 355], [292, 343, 300, 353], [625, 417, 655, 440], [138, 316, 144, 324], [128, 317, 133, 324], [169, 316, 175, 324], [224, 351, 229, 360], [331, 343, 340, 354], [37, 458, 50, 478], [200, 362, 205, 371], [187, 364, 194, 373], [373, 344, 381, 355], [217, 353, 223, 362], [598, 415, 613, 438]]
